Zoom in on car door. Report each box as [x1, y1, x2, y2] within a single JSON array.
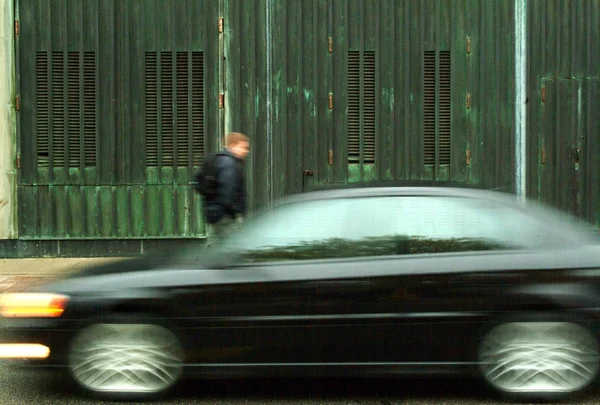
[[178, 195, 423, 365], [344, 194, 572, 364]]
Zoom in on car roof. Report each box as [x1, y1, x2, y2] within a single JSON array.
[[276, 181, 517, 207]]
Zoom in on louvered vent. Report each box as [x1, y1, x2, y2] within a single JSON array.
[[191, 52, 204, 166], [363, 51, 376, 164], [348, 50, 376, 165], [83, 52, 97, 167], [145, 52, 158, 166], [35, 51, 98, 168], [145, 51, 205, 168], [67, 52, 81, 167], [423, 51, 436, 165], [348, 51, 360, 164], [36, 52, 50, 167], [160, 52, 174, 166], [439, 51, 451, 165], [423, 50, 451, 166], [176, 52, 189, 166], [51, 52, 65, 167]]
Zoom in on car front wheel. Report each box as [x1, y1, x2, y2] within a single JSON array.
[[478, 321, 600, 401], [67, 318, 184, 400]]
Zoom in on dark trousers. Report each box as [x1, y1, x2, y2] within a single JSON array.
[[206, 215, 243, 247]]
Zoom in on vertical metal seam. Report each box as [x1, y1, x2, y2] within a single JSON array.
[[449, 0, 455, 177], [14, 0, 21, 237], [514, 0, 527, 202], [554, 0, 559, 207], [390, 0, 396, 178], [297, 1, 303, 193], [586, 0, 592, 76], [79, 3, 87, 234], [420, 0, 424, 176], [266, 0, 273, 204], [585, 1, 593, 221], [479, 0, 484, 185], [570, 0, 575, 78], [375, 0, 380, 175], [495, 0, 500, 187], [218, 0, 224, 151], [327, 0, 333, 180], [434, 0, 439, 177], [465, 0, 471, 182], [404, 1, 409, 177], [359, 0, 364, 173]]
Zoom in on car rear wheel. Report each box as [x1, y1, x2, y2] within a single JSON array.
[[478, 321, 600, 401], [67, 319, 184, 400]]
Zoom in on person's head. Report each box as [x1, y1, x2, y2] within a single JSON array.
[[225, 132, 250, 160]]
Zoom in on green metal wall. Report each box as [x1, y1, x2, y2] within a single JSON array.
[[527, 0, 600, 225], [15, 0, 600, 242], [17, 0, 221, 239], [224, 0, 516, 211]]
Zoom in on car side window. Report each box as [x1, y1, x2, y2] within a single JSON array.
[[222, 195, 555, 263], [344, 196, 550, 254], [220, 199, 352, 262]]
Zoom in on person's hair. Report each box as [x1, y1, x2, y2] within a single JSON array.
[[225, 132, 250, 147]]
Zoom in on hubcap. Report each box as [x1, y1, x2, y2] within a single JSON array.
[[479, 322, 599, 393], [68, 323, 183, 394]]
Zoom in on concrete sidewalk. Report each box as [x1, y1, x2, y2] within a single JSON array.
[[0, 258, 125, 293]]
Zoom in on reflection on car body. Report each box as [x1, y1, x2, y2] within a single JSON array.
[[1, 184, 600, 402]]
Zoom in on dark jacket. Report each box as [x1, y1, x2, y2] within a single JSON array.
[[205, 150, 247, 224]]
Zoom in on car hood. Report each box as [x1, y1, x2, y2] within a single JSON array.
[[33, 247, 242, 294]]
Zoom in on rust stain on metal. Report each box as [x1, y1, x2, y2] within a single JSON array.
[[328, 93, 333, 109], [328, 149, 333, 166], [466, 37, 471, 54], [466, 93, 471, 109], [15, 95, 20, 112], [328, 37, 333, 53], [541, 147, 546, 164], [541, 86, 546, 102], [466, 149, 471, 165], [218, 17, 224, 33], [14, 20, 19, 36], [219, 93, 224, 109]]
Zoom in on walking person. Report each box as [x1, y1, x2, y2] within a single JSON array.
[[197, 132, 250, 246]]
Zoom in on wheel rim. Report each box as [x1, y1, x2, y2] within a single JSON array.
[[68, 323, 183, 394], [478, 322, 599, 393]]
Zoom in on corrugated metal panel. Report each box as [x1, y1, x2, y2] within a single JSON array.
[[466, 0, 515, 190], [18, 0, 221, 238], [224, 0, 516, 202], [527, 0, 600, 225], [223, 0, 271, 210]]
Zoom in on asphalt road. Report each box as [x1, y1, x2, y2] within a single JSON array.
[[2, 365, 600, 405]]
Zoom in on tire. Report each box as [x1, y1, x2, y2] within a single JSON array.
[[477, 320, 600, 402], [66, 314, 184, 401]]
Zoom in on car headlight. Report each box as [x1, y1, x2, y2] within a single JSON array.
[[0, 293, 69, 318]]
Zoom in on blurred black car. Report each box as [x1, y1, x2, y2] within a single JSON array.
[[2, 185, 600, 402]]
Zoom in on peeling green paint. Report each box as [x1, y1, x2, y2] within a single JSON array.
[[255, 89, 261, 119], [303, 89, 313, 102], [381, 88, 394, 109]]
